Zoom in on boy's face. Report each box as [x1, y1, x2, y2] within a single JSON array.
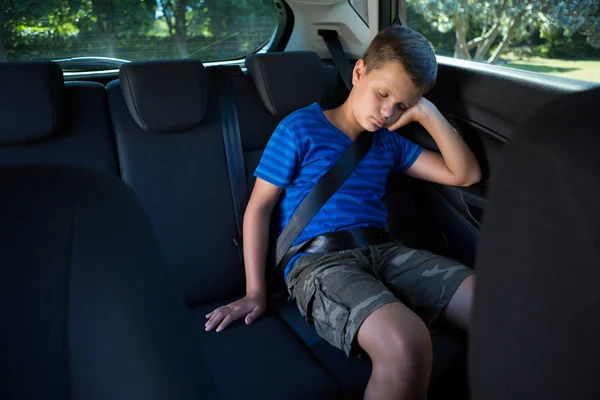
[[350, 59, 423, 132]]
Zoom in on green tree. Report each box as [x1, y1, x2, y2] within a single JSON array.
[[156, 0, 277, 59], [408, 0, 600, 63], [1, 0, 63, 60], [157, 0, 190, 57], [548, 0, 600, 48], [90, 0, 156, 57], [197, 0, 276, 59]]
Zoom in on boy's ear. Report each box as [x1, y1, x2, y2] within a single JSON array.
[[352, 59, 366, 86]]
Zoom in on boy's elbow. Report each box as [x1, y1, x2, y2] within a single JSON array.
[[458, 166, 482, 187], [246, 201, 275, 218]]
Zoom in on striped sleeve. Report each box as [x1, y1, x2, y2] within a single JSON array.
[[254, 120, 300, 188], [391, 133, 423, 172]]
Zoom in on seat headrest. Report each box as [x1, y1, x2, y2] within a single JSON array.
[[246, 52, 324, 118], [119, 60, 208, 133], [0, 62, 64, 145]]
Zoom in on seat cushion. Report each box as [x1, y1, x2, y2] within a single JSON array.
[[191, 299, 341, 400]]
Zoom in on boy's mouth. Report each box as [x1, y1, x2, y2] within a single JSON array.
[[374, 118, 385, 128]]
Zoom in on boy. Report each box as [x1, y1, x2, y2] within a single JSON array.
[[206, 25, 480, 400]]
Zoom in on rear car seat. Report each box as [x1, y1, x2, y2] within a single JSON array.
[[106, 60, 340, 399], [0, 62, 118, 175], [0, 56, 467, 399], [0, 165, 218, 399], [241, 51, 468, 399]]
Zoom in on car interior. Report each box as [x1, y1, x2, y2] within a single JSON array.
[[1, 0, 599, 399]]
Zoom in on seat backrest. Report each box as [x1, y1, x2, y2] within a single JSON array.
[[106, 60, 244, 305], [470, 87, 600, 400], [0, 62, 118, 175], [0, 165, 218, 400], [240, 51, 348, 194], [234, 51, 350, 255]]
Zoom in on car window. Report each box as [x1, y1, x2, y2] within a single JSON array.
[[405, 0, 600, 83], [0, 0, 278, 69]]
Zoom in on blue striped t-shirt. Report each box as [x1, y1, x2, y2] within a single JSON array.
[[254, 102, 423, 278]]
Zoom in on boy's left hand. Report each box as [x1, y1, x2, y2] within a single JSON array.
[[387, 97, 438, 132]]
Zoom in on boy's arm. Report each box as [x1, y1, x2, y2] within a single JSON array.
[[389, 98, 481, 187], [243, 179, 283, 296], [205, 178, 282, 332]]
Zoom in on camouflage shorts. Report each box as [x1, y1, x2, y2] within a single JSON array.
[[285, 242, 474, 357]]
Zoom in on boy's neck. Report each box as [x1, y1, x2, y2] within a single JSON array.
[[323, 99, 364, 141]]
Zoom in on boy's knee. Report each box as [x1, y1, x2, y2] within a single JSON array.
[[360, 304, 432, 368], [381, 320, 431, 367]]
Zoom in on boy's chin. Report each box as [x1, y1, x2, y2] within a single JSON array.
[[359, 120, 381, 132]]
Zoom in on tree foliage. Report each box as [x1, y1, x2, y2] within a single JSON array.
[[1, 0, 597, 64], [0, 0, 277, 61], [408, 0, 600, 63]]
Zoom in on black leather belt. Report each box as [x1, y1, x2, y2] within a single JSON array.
[[277, 227, 391, 271]]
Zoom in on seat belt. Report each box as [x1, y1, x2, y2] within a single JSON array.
[[274, 131, 374, 271], [212, 66, 248, 264], [273, 30, 371, 271], [318, 29, 354, 91]]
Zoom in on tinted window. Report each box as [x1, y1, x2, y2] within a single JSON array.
[[406, 0, 600, 83], [1, 0, 278, 68]]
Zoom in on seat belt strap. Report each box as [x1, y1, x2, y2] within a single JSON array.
[[318, 29, 354, 91], [213, 66, 248, 264], [274, 131, 374, 270]]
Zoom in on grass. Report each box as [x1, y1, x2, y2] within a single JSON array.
[[501, 57, 600, 83]]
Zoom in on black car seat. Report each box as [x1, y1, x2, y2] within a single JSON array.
[[0, 165, 219, 400]]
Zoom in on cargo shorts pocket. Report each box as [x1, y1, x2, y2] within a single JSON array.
[[310, 278, 350, 351], [294, 283, 316, 320]]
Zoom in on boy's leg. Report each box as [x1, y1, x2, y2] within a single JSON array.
[[440, 274, 475, 330], [286, 249, 433, 400], [374, 243, 475, 331], [356, 302, 432, 400]]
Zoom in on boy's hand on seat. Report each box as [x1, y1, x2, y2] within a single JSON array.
[[204, 291, 266, 332]]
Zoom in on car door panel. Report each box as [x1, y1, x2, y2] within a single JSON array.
[[388, 58, 597, 267]]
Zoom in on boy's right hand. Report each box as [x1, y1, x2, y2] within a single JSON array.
[[204, 291, 266, 332]]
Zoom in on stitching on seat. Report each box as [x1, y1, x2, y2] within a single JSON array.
[[256, 57, 277, 116], [123, 68, 148, 131], [50, 63, 58, 133], [64, 187, 77, 399]]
